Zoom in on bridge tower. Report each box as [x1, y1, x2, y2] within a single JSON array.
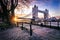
[[44, 9, 49, 20], [32, 5, 49, 21], [32, 5, 38, 19]]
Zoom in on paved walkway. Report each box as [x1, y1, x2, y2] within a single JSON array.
[[0, 24, 60, 40]]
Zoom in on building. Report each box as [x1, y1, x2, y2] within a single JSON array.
[[32, 5, 38, 19]]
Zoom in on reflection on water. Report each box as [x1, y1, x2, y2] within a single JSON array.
[[17, 19, 31, 22]]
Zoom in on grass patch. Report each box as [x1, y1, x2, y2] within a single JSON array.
[[0, 22, 9, 28]]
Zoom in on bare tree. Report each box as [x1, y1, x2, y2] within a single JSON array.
[[0, 0, 18, 25]]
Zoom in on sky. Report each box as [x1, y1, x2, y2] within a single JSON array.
[[15, 0, 60, 18], [30, 0, 60, 17]]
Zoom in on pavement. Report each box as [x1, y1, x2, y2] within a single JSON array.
[[0, 24, 60, 40]]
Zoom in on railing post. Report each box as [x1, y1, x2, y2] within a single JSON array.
[[50, 21, 51, 27], [57, 21, 59, 29], [21, 22, 23, 30], [30, 20, 32, 36], [17, 22, 18, 27]]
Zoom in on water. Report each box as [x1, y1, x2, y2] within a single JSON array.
[[41, 22, 60, 27]]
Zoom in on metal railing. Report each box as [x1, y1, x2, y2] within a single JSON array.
[[16, 18, 60, 36]]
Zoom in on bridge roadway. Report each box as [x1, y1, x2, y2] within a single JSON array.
[[0, 23, 60, 40]]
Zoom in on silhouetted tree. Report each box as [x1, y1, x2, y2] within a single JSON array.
[[0, 0, 18, 25]]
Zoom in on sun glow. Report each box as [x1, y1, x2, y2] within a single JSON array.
[[14, 17, 17, 22]]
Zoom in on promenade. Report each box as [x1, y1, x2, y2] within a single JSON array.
[[0, 24, 60, 40]]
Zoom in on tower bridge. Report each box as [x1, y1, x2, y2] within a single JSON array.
[[32, 5, 49, 21]]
